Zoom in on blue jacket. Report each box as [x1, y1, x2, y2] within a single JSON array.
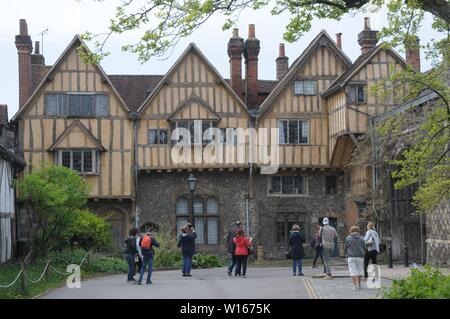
[[139, 236, 160, 256], [289, 231, 306, 259], [178, 232, 197, 257]]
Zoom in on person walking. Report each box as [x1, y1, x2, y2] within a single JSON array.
[[177, 223, 197, 277], [345, 226, 366, 290], [363, 222, 380, 278], [124, 228, 139, 283], [227, 221, 243, 276], [233, 229, 252, 277], [311, 225, 324, 270], [289, 224, 305, 276], [134, 232, 143, 278], [320, 217, 339, 279], [137, 230, 160, 285]]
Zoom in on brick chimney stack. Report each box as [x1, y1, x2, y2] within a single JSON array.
[[336, 33, 342, 50], [31, 41, 45, 66], [227, 28, 244, 99], [405, 37, 421, 72], [276, 43, 289, 81], [15, 19, 33, 108], [357, 17, 378, 55], [243, 24, 260, 109]]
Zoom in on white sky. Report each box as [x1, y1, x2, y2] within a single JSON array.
[[0, 0, 441, 118]]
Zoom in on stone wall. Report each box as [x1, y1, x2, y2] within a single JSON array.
[[426, 199, 450, 267]]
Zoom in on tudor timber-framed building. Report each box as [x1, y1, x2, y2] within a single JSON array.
[[12, 18, 420, 258]]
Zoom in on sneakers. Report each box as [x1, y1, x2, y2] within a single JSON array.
[[293, 273, 297, 276], [136, 281, 142, 285], [182, 273, 187, 277], [186, 274, 192, 277], [227, 270, 232, 276], [324, 274, 333, 279], [146, 280, 152, 285], [298, 273, 305, 276]]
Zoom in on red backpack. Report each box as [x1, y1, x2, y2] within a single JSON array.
[[140, 235, 152, 249]]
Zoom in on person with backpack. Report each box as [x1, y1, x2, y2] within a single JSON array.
[[345, 226, 366, 290], [310, 225, 324, 270], [177, 223, 197, 277], [288, 224, 306, 276], [363, 222, 380, 278], [233, 229, 252, 277], [124, 228, 139, 283], [320, 217, 339, 279], [226, 221, 243, 276], [134, 232, 143, 277], [137, 230, 160, 285]]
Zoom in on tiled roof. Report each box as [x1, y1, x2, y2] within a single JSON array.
[[108, 75, 164, 112]]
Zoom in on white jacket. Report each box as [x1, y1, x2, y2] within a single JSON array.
[[364, 229, 380, 252]]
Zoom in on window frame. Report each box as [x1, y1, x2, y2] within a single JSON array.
[[325, 175, 338, 195], [278, 119, 310, 145], [175, 196, 220, 245], [347, 84, 366, 104], [148, 129, 169, 146], [44, 92, 110, 117], [55, 148, 99, 175], [268, 175, 308, 196], [170, 120, 218, 145], [293, 80, 316, 96], [274, 212, 308, 243]]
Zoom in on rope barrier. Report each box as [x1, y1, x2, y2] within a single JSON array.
[[0, 252, 91, 289], [22, 261, 50, 284], [0, 269, 23, 288]]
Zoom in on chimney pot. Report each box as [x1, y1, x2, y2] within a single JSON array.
[[248, 24, 255, 39], [228, 28, 244, 99], [364, 17, 371, 30], [276, 43, 289, 81], [279, 43, 285, 57], [34, 41, 40, 54], [406, 37, 421, 72], [336, 33, 342, 49], [233, 28, 239, 38], [20, 19, 28, 36]]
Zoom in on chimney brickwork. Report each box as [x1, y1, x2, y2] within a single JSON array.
[[405, 37, 421, 72], [243, 24, 260, 110], [357, 17, 378, 54], [15, 19, 33, 108], [276, 43, 289, 81], [227, 28, 244, 99]]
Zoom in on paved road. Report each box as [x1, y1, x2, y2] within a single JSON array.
[[40, 266, 388, 299], [40, 267, 313, 299]]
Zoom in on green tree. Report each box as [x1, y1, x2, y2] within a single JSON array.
[[15, 164, 112, 262]]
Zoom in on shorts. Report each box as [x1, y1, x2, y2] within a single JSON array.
[[347, 257, 364, 276]]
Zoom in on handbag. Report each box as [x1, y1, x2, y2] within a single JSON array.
[[286, 248, 292, 259]]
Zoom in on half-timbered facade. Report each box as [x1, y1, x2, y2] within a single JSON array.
[[12, 18, 418, 258]]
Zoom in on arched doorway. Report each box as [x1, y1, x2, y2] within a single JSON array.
[[100, 210, 125, 251]]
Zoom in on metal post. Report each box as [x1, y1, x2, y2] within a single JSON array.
[[190, 193, 195, 227], [404, 243, 409, 268], [388, 245, 393, 268]]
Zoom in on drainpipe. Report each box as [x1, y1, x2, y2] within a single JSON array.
[[245, 196, 250, 237], [129, 112, 139, 229]]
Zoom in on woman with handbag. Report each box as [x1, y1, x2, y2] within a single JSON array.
[[288, 224, 306, 276], [233, 229, 252, 277], [363, 222, 380, 278]]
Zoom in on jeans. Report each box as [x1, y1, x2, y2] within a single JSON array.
[[292, 259, 303, 274], [125, 253, 135, 281], [322, 247, 333, 275], [364, 250, 378, 277], [313, 248, 324, 266], [182, 255, 193, 274], [139, 255, 154, 284], [228, 253, 237, 273], [235, 255, 248, 276]]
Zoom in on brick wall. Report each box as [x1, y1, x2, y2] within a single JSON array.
[[426, 199, 450, 267]]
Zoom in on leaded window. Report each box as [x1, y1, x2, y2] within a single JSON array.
[[279, 120, 309, 144], [170, 120, 217, 144], [55, 149, 98, 173], [45, 93, 110, 116], [148, 129, 168, 145], [348, 85, 365, 103], [275, 212, 307, 242], [293, 80, 316, 95], [269, 175, 307, 195]]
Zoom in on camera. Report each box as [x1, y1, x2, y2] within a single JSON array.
[[186, 223, 193, 229]]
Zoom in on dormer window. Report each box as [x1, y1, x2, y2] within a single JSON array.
[[348, 84, 365, 103], [293, 80, 315, 95], [45, 93, 110, 117]]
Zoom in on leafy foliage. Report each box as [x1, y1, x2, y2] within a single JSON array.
[[152, 228, 183, 268], [383, 266, 450, 299], [192, 254, 223, 268], [15, 164, 113, 260]]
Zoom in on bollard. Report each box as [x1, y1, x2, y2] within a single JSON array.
[[388, 246, 393, 268], [404, 245, 409, 268], [19, 263, 27, 295]]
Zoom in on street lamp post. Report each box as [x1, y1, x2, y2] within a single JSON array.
[[188, 173, 197, 227]]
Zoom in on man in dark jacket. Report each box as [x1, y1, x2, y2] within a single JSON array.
[[226, 221, 243, 276], [137, 231, 160, 285], [124, 228, 139, 283], [177, 223, 197, 277], [289, 224, 306, 276]]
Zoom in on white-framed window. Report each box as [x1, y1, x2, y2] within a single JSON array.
[[278, 119, 309, 144], [55, 149, 98, 174], [269, 175, 307, 195], [348, 84, 366, 103], [293, 80, 315, 95], [45, 93, 110, 117]]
